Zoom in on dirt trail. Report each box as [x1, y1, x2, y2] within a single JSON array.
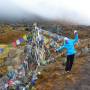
[[35, 52, 90, 90], [66, 53, 90, 90]]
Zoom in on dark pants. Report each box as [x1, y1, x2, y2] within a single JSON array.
[[65, 54, 75, 71]]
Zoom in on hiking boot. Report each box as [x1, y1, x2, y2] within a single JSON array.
[[66, 71, 70, 73], [62, 71, 71, 74]]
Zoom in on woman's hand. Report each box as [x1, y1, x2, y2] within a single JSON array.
[[74, 30, 78, 35]]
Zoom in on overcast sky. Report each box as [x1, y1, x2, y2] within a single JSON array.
[[0, 0, 90, 25]]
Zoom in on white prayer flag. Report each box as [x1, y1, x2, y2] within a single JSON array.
[[16, 40, 20, 45]]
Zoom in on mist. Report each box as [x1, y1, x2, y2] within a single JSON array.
[[0, 0, 90, 25]]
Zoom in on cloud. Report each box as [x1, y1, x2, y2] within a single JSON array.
[[0, 0, 90, 25]]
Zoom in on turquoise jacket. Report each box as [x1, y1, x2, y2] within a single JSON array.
[[56, 34, 78, 55]]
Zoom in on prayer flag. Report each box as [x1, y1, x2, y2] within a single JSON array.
[[8, 80, 14, 86], [16, 39, 20, 45], [0, 48, 4, 53], [19, 38, 24, 43], [12, 41, 16, 48], [23, 35, 27, 41]]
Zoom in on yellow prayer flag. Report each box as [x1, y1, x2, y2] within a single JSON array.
[[44, 37, 49, 44], [23, 35, 27, 41]]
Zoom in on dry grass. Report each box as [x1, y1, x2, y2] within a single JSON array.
[[0, 30, 26, 43], [35, 55, 87, 90]]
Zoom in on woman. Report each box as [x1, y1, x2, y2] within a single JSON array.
[[56, 30, 78, 73]]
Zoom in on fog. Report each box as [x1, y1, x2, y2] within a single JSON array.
[[0, 0, 90, 25]]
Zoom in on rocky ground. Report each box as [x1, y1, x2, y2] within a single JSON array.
[[0, 24, 90, 90], [66, 53, 90, 90], [35, 51, 90, 90]]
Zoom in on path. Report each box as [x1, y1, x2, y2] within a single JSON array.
[[35, 52, 90, 90], [65, 53, 90, 90]]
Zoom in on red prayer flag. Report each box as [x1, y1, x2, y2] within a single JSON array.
[[12, 41, 16, 48]]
